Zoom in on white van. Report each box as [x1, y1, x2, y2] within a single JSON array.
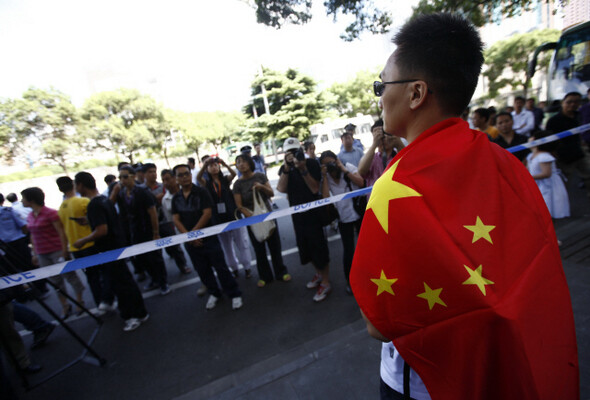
[[309, 115, 375, 156]]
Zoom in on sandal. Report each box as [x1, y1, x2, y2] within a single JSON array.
[[257, 280, 266, 288], [282, 274, 292, 282], [245, 269, 252, 279]]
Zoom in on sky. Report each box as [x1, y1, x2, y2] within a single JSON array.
[[0, 0, 419, 113]]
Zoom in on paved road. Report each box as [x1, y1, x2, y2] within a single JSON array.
[[6, 174, 590, 399]]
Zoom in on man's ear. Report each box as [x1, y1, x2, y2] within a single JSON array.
[[408, 81, 430, 110]]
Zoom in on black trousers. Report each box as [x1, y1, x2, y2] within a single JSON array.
[[73, 247, 115, 307], [247, 225, 287, 283], [159, 222, 187, 272], [103, 259, 148, 320], [184, 237, 241, 299], [338, 219, 362, 285]]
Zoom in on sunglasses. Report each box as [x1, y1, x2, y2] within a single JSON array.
[[373, 79, 433, 97]]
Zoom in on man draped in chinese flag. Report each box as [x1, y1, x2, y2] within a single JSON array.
[[350, 13, 579, 400]]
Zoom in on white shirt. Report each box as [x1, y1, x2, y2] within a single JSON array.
[[191, 168, 199, 186], [161, 190, 175, 223], [325, 162, 360, 223], [10, 201, 32, 223], [381, 342, 431, 400], [511, 109, 535, 137]]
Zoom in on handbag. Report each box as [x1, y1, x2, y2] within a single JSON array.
[[344, 175, 367, 220], [247, 187, 276, 242]]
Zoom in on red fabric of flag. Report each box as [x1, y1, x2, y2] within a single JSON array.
[[350, 118, 578, 399]]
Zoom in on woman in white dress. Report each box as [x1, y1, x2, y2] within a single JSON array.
[[526, 130, 570, 244]]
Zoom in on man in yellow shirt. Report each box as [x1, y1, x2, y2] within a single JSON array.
[[56, 176, 115, 314], [472, 107, 499, 139]]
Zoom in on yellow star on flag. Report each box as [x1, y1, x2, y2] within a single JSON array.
[[370, 270, 398, 296], [462, 264, 494, 295], [367, 159, 422, 234], [417, 282, 447, 310], [463, 216, 495, 244]]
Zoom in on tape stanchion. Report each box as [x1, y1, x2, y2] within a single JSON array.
[[1, 123, 588, 290]]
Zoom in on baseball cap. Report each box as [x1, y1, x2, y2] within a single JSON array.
[[282, 137, 300, 152]]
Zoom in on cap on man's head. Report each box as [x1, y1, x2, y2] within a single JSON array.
[[240, 145, 252, 153], [283, 137, 300, 152], [343, 123, 356, 133]]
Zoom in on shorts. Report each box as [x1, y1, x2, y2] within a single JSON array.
[[292, 211, 330, 269]]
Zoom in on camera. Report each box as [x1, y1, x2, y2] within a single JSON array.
[[326, 162, 338, 174], [295, 148, 306, 162]]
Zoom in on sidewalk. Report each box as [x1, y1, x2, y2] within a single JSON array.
[[175, 319, 381, 400]]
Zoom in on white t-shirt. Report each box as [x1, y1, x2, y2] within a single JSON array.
[[191, 168, 199, 186], [325, 162, 360, 223], [511, 109, 535, 137], [381, 342, 431, 400]]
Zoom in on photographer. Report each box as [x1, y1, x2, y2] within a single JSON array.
[[320, 151, 364, 295], [277, 138, 331, 302]]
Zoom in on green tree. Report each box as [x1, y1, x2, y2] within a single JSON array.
[[248, 0, 392, 41], [80, 89, 168, 163], [0, 87, 78, 173], [483, 28, 560, 98], [325, 68, 381, 117], [168, 110, 247, 158], [411, 0, 562, 27], [243, 68, 325, 142]]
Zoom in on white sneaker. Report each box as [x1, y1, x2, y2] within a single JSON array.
[[306, 274, 322, 289], [123, 318, 141, 332], [205, 295, 218, 310], [313, 284, 332, 302], [231, 297, 243, 310], [98, 301, 117, 312]]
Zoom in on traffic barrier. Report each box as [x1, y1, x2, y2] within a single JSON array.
[[1, 123, 588, 290]]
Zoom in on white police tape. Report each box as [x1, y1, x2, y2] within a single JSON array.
[[0, 186, 372, 289], [1, 123, 589, 290]]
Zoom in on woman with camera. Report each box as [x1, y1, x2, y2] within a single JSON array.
[[233, 154, 290, 287], [320, 151, 365, 295], [197, 157, 253, 279]]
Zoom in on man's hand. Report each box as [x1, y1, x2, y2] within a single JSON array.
[[190, 239, 204, 248], [294, 158, 307, 171], [153, 232, 161, 240], [372, 126, 384, 147], [73, 238, 85, 249], [320, 164, 328, 177], [283, 152, 294, 172]]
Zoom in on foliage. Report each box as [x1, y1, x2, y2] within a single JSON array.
[[411, 0, 563, 27], [249, 0, 392, 41], [80, 89, 169, 163], [167, 110, 247, 158], [243, 67, 325, 142], [483, 29, 560, 98], [325, 68, 381, 117], [0, 87, 79, 174]]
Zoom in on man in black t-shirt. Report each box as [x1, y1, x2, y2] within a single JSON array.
[[277, 138, 331, 302], [117, 166, 170, 295], [493, 112, 530, 162], [73, 172, 149, 332], [171, 164, 243, 311], [546, 92, 590, 197]]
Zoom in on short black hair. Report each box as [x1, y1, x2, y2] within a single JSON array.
[[474, 108, 490, 121], [496, 111, 513, 121], [526, 97, 536, 103], [514, 96, 525, 102], [303, 141, 314, 151], [56, 176, 74, 193], [161, 169, 173, 178], [132, 163, 144, 173], [104, 174, 116, 185], [201, 155, 210, 163], [0, 193, 4, 204], [21, 187, 45, 206], [120, 165, 136, 175], [371, 119, 384, 131], [235, 154, 255, 172], [188, 157, 195, 164], [393, 13, 483, 116], [143, 163, 156, 172], [117, 161, 130, 170], [6, 193, 17, 203], [75, 171, 97, 190], [487, 106, 497, 114], [172, 164, 191, 175], [319, 150, 338, 163], [563, 92, 581, 100]]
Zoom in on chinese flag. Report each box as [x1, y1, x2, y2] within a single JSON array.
[[350, 118, 578, 399]]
